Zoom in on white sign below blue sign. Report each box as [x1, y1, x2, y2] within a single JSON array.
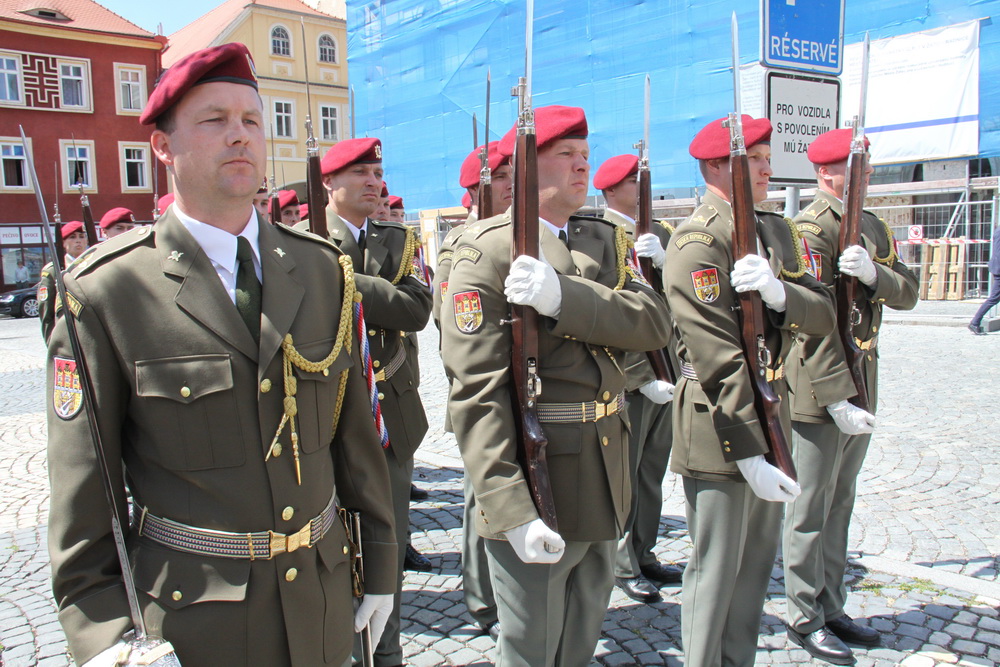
[[761, 0, 845, 75]]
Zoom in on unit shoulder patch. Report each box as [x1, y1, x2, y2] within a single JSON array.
[[674, 231, 715, 250], [54, 291, 84, 318], [53, 356, 83, 420], [452, 290, 483, 333], [454, 247, 482, 265], [797, 222, 823, 236]]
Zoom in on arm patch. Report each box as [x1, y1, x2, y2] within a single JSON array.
[[455, 247, 482, 265], [674, 231, 715, 249]]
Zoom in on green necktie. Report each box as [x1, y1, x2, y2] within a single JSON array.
[[235, 236, 261, 345]]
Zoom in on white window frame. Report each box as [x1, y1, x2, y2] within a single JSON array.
[[318, 34, 337, 64], [319, 104, 339, 142], [273, 99, 295, 139], [0, 136, 32, 192], [0, 53, 24, 106], [270, 25, 293, 58], [57, 57, 92, 111], [59, 138, 97, 193], [114, 63, 146, 115], [119, 142, 151, 192]]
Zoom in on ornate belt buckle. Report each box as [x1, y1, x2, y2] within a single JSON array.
[[594, 401, 607, 421]]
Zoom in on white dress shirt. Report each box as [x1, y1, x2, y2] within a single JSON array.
[[175, 207, 261, 305]]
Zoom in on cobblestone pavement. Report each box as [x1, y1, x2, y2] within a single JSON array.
[[1, 297, 998, 666]]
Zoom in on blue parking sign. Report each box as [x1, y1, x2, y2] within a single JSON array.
[[761, 0, 845, 75]]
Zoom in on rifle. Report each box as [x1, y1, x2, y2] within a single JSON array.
[[509, 0, 557, 532], [152, 156, 160, 219], [71, 135, 99, 247], [269, 124, 281, 225], [727, 15, 795, 480], [21, 126, 181, 666], [52, 162, 66, 269], [837, 34, 872, 413], [478, 69, 494, 220], [633, 73, 675, 384], [301, 18, 329, 237], [342, 509, 374, 667]]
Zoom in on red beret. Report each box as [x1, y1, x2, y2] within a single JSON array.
[[462, 191, 472, 210], [380, 182, 389, 197], [140, 43, 258, 125], [689, 115, 772, 160], [498, 105, 588, 157], [60, 221, 84, 238], [460, 141, 510, 188], [321, 137, 382, 175], [594, 154, 639, 190], [298, 203, 309, 220], [807, 128, 871, 165], [157, 193, 174, 211], [270, 190, 299, 215], [388, 195, 403, 209], [99, 207, 135, 229]]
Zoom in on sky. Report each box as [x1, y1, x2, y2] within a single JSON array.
[[100, 0, 223, 36]]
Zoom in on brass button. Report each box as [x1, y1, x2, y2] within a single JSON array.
[[790, 323, 799, 329], [590, 349, 598, 356], [378, 392, 385, 400], [285, 568, 298, 582], [343, 545, 349, 555], [180, 386, 191, 398], [271, 443, 283, 457], [260, 379, 272, 393], [724, 446, 731, 452], [322, 368, 329, 376], [601, 436, 609, 446], [172, 590, 182, 601], [602, 391, 610, 401], [872, 326, 878, 332], [723, 440, 730, 445], [368, 329, 376, 336], [373, 360, 381, 368], [867, 354, 873, 361], [281, 506, 294, 521]]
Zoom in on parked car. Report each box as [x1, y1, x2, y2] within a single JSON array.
[[0, 283, 41, 318]]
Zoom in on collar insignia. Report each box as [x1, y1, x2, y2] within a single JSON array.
[[275, 247, 286, 257], [167, 251, 183, 262]]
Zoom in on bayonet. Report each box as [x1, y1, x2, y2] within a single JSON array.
[[350, 85, 356, 139], [269, 123, 280, 225], [472, 112, 478, 152], [71, 134, 99, 247], [301, 17, 329, 237], [478, 69, 494, 219]]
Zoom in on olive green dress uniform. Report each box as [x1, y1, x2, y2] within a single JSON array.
[[783, 189, 918, 634], [602, 208, 680, 582], [46, 212, 397, 667], [441, 212, 671, 666], [320, 209, 432, 666], [38, 250, 96, 344], [663, 191, 835, 667]]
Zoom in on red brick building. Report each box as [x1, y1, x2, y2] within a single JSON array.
[[0, 0, 167, 289]]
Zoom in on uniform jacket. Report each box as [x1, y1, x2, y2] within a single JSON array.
[[46, 212, 397, 667], [787, 189, 918, 421], [663, 191, 835, 481], [38, 248, 99, 344], [432, 221, 470, 328], [321, 211, 432, 459], [440, 212, 671, 542]]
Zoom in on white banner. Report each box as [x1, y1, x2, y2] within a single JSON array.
[[842, 20, 980, 165], [0, 227, 21, 245], [21, 227, 43, 244]]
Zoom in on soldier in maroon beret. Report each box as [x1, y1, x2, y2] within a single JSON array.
[[387, 195, 405, 223], [99, 207, 136, 239], [156, 192, 175, 215], [782, 129, 917, 664], [663, 115, 835, 667], [270, 189, 301, 225], [441, 105, 671, 666], [46, 42, 397, 666], [458, 140, 513, 222], [252, 182, 269, 220]]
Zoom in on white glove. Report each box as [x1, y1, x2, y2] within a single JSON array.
[[826, 399, 876, 435], [839, 245, 878, 286], [355, 593, 394, 646], [634, 233, 665, 269], [83, 642, 128, 667], [505, 255, 562, 318], [736, 455, 801, 503], [638, 379, 675, 404], [503, 518, 566, 564], [731, 254, 787, 312]]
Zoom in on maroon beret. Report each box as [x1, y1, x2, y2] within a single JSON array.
[[380, 181, 389, 197], [321, 138, 382, 176], [298, 203, 309, 220], [60, 221, 84, 238], [807, 128, 871, 165], [498, 105, 588, 157], [460, 141, 510, 188], [157, 193, 174, 210], [689, 115, 772, 160], [462, 191, 472, 210], [140, 43, 258, 125], [388, 195, 404, 209], [594, 154, 639, 190], [99, 207, 135, 229], [270, 189, 299, 215]]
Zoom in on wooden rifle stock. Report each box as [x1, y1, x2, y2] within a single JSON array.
[[269, 192, 281, 226], [306, 155, 328, 237], [510, 112, 557, 532], [837, 148, 871, 412], [635, 165, 675, 384], [77, 184, 99, 247], [729, 128, 796, 481]]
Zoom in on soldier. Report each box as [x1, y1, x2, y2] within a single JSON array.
[[663, 115, 834, 667], [45, 43, 396, 666], [388, 195, 405, 223], [782, 128, 918, 664], [252, 184, 269, 219], [441, 105, 672, 667], [37, 221, 91, 344], [271, 189, 302, 225], [316, 137, 433, 667], [593, 154, 682, 604], [99, 207, 136, 238], [373, 182, 391, 222]]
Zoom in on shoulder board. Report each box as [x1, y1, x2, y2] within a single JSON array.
[[688, 203, 719, 226], [467, 213, 510, 240], [275, 223, 345, 255], [673, 229, 716, 250], [68, 226, 153, 278], [801, 199, 830, 219], [369, 218, 408, 232]]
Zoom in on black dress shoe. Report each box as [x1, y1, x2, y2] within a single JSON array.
[[827, 614, 880, 646], [615, 576, 662, 603], [786, 624, 855, 665], [639, 561, 683, 585], [410, 483, 429, 500], [404, 544, 432, 572], [481, 621, 500, 641]]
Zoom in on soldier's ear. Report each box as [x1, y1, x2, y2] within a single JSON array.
[[150, 130, 173, 168]]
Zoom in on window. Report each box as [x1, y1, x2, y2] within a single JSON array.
[[0, 55, 21, 103], [271, 26, 291, 56], [274, 101, 293, 138], [320, 105, 338, 141], [318, 35, 337, 63], [62, 140, 94, 190], [120, 144, 148, 190], [60, 61, 87, 108], [115, 64, 145, 113], [1, 142, 27, 188]]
